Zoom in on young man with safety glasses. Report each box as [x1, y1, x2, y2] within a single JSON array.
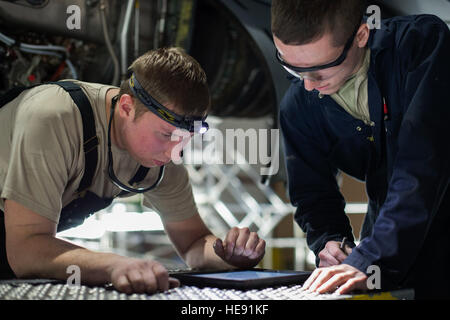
[[272, 0, 450, 299], [0, 47, 265, 294]]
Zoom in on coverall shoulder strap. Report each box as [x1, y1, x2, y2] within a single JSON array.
[[53, 81, 98, 194], [0, 81, 98, 195]]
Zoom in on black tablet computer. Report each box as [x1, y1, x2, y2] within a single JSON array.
[[170, 268, 311, 290]]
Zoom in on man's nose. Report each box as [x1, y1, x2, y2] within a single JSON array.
[[164, 138, 187, 161], [303, 78, 320, 91], [164, 144, 177, 161]]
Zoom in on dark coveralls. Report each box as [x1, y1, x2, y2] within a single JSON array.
[[279, 15, 450, 299]]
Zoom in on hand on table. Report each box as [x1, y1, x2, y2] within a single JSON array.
[[302, 263, 368, 294], [109, 257, 180, 294], [213, 227, 266, 268]]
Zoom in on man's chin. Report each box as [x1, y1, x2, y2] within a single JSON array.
[[151, 159, 169, 167], [317, 84, 340, 95], [136, 159, 163, 167]]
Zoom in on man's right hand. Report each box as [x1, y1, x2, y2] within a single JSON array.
[[4, 199, 179, 294], [108, 257, 180, 294], [318, 240, 353, 267]]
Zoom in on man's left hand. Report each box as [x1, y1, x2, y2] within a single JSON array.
[[302, 263, 368, 294], [213, 227, 265, 268]]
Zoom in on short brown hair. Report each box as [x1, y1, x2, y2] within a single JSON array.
[[119, 47, 210, 120], [271, 0, 366, 47]]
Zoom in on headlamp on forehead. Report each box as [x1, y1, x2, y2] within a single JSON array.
[[129, 73, 209, 134]]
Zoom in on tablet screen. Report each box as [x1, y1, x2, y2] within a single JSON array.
[[170, 269, 311, 289], [192, 270, 301, 281]]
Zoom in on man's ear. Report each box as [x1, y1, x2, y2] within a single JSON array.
[[117, 94, 135, 120], [356, 23, 370, 48]]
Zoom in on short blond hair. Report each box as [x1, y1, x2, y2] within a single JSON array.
[[119, 47, 210, 120]]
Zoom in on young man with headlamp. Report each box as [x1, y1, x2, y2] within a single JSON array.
[[272, 0, 450, 299], [0, 47, 265, 294]]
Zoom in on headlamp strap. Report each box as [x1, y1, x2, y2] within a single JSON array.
[[128, 73, 207, 133]]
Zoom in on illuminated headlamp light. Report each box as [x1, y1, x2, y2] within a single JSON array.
[[129, 73, 209, 134]]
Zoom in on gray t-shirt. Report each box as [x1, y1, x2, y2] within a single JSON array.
[[0, 80, 197, 224]]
